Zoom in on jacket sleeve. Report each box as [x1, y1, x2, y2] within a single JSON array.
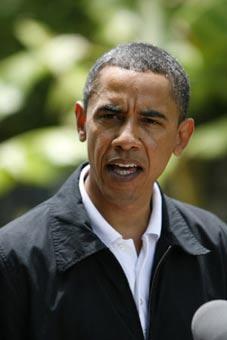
[[0, 245, 29, 340]]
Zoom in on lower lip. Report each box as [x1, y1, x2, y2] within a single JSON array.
[[106, 165, 142, 182]]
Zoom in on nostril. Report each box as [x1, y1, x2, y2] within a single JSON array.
[[114, 130, 138, 142], [112, 136, 141, 150]]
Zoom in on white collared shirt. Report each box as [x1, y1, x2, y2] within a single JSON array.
[[79, 164, 162, 336]]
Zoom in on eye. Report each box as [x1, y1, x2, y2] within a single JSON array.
[[100, 112, 118, 119], [97, 105, 124, 122], [140, 110, 166, 127], [141, 117, 161, 125]]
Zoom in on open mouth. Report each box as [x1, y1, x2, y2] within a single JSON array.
[[106, 162, 143, 179]]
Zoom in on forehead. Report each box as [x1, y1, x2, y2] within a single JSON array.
[[99, 65, 169, 87], [88, 66, 178, 115], [90, 66, 173, 102]]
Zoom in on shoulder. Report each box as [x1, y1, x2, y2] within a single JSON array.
[[166, 196, 227, 246], [0, 197, 60, 337], [171, 198, 225, 225], [0, 199, 54, 279], [171, 198, 226, 227], [0, 164, 84, 256], [0, 199, 51, 252]]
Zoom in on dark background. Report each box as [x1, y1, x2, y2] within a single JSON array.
[[1, 0, 227, 225]]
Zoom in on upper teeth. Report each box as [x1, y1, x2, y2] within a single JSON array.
[[114, 163, 137, 168]]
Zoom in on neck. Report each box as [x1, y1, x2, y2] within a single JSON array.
[[85, 179, 153, 251], [98, 202, 152, 253]]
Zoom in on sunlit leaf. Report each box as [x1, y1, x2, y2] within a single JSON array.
[[47, 66, 88, 113], [38, 34, 90, 74], [167, 40, 204, 72], [101, 9, 141, 44], [187, 117, 227, 159], [0, 52, 46, 91], [137, 0, 165, 45], [14, 18, 53, 49], [0, 82, 24, 118], [0, 169, 15, 195], [0, 127, 87, 191]]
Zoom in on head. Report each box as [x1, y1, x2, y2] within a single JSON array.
[[75, 42, 194, 210], [83, 42, 190, 121]]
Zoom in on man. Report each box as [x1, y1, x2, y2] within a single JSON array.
[[0, 42, 227, 340]]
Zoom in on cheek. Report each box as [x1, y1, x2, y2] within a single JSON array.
[[142, 133, 170, 155], [146, 131, 178, 162], [152, 129, 178, 150], [87, 128, 112, 160]]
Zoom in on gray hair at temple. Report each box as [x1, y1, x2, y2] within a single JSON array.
[[83, 42, 190, 121]]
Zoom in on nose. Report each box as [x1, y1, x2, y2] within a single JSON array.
[[111, 119, 142, 151]]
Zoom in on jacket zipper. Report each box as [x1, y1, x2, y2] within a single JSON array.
[[146, 245, 173, 340]]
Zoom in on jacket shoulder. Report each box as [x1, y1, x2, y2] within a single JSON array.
[[0, 199, 54, 279], [0, 200, 51, 249], [171, 198, 226, 225], [169, 197, 227, 245], [0, 199, 56, 339]]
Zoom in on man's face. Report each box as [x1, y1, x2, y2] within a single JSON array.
[[76, 66, 194, 207]]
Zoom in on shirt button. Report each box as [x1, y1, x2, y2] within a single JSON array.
[[140, 298, 143, 305]]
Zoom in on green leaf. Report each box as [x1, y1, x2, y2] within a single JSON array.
[[0, 127, 87, 192], [187, 117, 227, 159]]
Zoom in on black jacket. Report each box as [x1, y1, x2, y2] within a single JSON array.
[[0, 164, 227, 340]]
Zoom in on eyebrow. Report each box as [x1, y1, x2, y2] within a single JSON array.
[[98, 104, 122, 113], [97, 105, 168, 120], [140, 109, 168, 121]]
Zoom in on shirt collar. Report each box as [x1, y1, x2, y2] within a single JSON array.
[[79, 164, 121, 247], [144, 181, 162, 240], [79, 164, 162, 246], [50, 163, 210, 273]]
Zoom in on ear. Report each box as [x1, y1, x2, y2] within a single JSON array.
[[173, 118, 195, 156], [74, 101, 87, 142]]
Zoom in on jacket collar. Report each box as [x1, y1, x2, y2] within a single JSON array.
[[163, 195, 210, 255], [49, 164, 209, 273], [49, 163, 106, 272]]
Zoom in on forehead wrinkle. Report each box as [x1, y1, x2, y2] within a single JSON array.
[[92, 66, 173, 96], [88, 66, 179, 118], [96, 66, 145, 92]]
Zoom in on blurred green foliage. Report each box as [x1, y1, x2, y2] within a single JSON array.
[[0, 0, 227, 223]]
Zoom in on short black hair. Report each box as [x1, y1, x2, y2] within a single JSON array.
[[83, 42, 190, 120]]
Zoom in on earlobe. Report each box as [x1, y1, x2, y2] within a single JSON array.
[[173, 118, 195, 156], [78, 130, 86, 142], [74, 101, 87, 142]]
